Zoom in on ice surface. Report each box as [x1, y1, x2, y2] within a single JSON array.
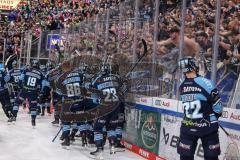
[[0, 108, 144, 160]]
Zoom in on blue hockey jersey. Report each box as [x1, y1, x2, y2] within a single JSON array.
[[179, 76, 223, 136]]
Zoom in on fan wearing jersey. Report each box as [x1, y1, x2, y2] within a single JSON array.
[[12, 60, 46, 126], [90, 64, 124, 157], [58, 69, 86, 147], [177, 57, 222, 160]]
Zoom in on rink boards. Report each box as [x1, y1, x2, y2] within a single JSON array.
[[123, 96, 240, 160]]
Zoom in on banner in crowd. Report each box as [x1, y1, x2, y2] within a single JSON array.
[[0, 0, 22, 10], [46, 34, 64, 50]]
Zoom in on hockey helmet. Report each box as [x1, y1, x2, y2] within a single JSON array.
[[46, 61, 54, 70], [100, 63, 111, 74], [12, 59, 18, 68], [31, 59, 40, 69], [178, 57, 199, 73], [79, 63, 88, 73]]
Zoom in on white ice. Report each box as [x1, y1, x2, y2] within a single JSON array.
[[0, 108, 144, 160]]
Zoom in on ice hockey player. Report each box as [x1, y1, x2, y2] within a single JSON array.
[[39, 64, 51, 116], [7, 60, 22, 113], [89, 63, 124, 158], [69, 63, 90, 147], [45, 61, 61, 125], [177, 57, 222, 160], [12, 60, 46, 126], [58, 63, 86, 148], [0, 67, 14, 122]]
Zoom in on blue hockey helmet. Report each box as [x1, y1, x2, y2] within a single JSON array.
[[178, 57, 199, 73]]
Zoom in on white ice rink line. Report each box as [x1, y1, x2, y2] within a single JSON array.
[[0, 108, 144, 160]]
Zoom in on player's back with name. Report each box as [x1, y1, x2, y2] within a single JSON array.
[[25, 69, 42, 79], [179, 76, 219, 136], [92, 73, 120, 90], [22, 68, 43, 90], [61, 71, 84, 98], [62, 72, 84, 85]]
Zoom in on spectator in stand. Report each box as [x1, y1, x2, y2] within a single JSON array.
[[157, 27, 200, 59]]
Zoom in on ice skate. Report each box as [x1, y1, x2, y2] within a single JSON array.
[[47, 107, 51, 115], [110, 145, 116, 155], [115, 141, 125, 152], [8, 116, 16, 125], [51, 115, 60, 125], [61, 137, 70, 150], [31, 119, 36, 128], [90, 147, 104, 160], [81, 135, 88, 148], [69, 130, 77, 142]]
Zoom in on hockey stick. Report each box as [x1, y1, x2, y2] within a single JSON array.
[[125, 39, 148, 77], [219, 123, 240, 159], [52, 126, 62, 142], [219, 123, 230, 136]]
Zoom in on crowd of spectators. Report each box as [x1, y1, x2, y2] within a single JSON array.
[[155, 0, 239, 70], [0, 0, 239, 71], [0, 0, 124, 60]]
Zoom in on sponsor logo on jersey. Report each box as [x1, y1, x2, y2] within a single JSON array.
[[183, 87, 202, 93], [182, 119, 210, 128]]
